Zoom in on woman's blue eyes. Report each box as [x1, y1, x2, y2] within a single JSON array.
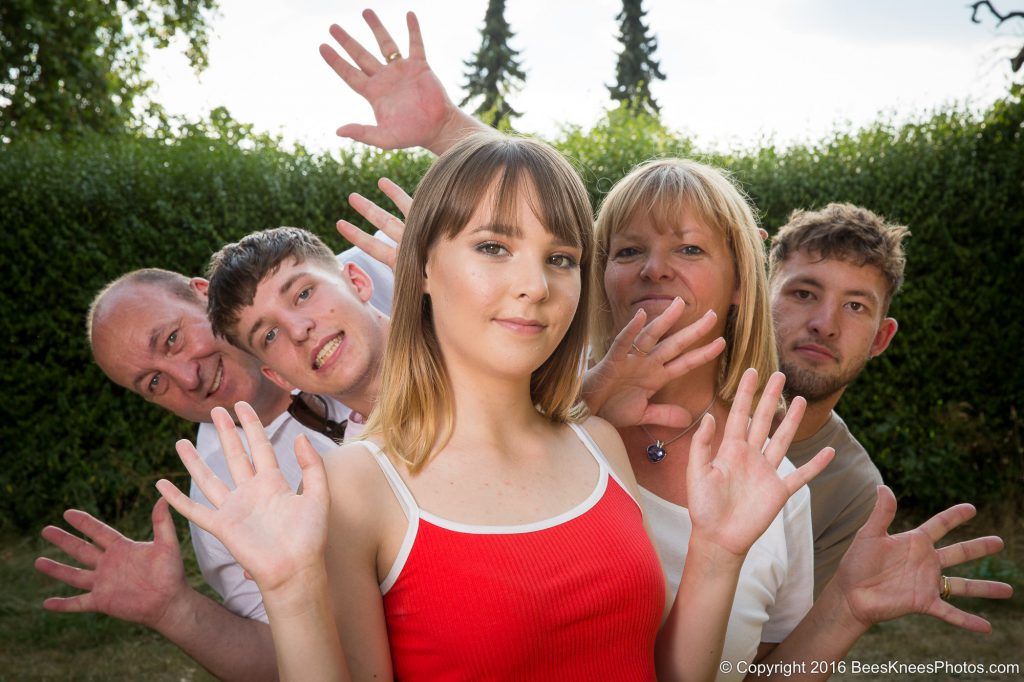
[[613, 245, 703, 258]]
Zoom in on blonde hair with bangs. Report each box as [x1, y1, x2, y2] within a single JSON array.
[[364, 133, 594, 472], [591, 158, 777, 404]]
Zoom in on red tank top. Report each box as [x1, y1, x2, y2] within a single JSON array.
[[365, 423, 665, 681]]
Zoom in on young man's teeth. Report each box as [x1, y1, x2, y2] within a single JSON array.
[[315, 336, 343, 369], [210, 364, 223, 394]]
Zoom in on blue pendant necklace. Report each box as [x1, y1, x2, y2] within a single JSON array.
[[640, 397, 717, 463]]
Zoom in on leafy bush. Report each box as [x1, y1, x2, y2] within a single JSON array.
[[1, 89, 1020, 530]]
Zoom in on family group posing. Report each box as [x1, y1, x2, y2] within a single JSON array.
[[37, 10, 1012, 681]]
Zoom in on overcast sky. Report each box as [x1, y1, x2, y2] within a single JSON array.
[[144, 0, 1021, 152]]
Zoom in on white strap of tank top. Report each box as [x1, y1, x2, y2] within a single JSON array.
[[568, 423, 640, 510], [357, 440, 418, 518]]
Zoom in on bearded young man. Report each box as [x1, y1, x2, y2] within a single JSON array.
[[769, 203, 909, 596]]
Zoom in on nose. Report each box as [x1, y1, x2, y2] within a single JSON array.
[[517, 260, 550, 302], [639, 252, 674, 281], [808, 304, 839, 338], [164, 358, 202, 392], [282, 310, 314, 343]]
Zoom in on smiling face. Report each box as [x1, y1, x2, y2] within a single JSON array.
[[90, 280, 285, 423], [603, 207, 736, 346], [770, 250, 897, 402], [424, 181, 583, 384], [231, 258, 387, 403]]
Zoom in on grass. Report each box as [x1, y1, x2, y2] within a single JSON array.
[[1, 506, 1020, 680]]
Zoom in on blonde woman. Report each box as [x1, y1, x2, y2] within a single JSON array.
[[158, 134, 832, 680]]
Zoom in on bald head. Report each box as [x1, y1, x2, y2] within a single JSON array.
[[88, 268, 288, 423]]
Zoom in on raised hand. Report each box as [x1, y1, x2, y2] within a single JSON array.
[[686, 368, 833, 559], [35, 499, 188, 629], [833, 486, 1012, 633], [156, 403, 329, 598], [583, 298, 726, 428], [337, 176, 410, 270], [319, 10, 483, 154]]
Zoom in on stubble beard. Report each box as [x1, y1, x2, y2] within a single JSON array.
[[779, 352, 870, 403]]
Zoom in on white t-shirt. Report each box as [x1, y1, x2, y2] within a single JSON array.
[[189, 396, 352, 622], [188, 239, 390, 621], [639, 457, 813, 681]]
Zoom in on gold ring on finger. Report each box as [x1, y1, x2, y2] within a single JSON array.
[[386, 51, 402, 63], [940, 575, 952, 600], [630, 342, 649, 357]]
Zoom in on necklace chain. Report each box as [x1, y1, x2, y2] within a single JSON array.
[[640, 396, 716, 463]]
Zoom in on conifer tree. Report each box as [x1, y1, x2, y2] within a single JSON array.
[[608, 0, 666, 115], [461, 0, 526, 127]]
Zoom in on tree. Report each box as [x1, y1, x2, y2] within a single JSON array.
[[970, 1, 1024, 74], [608, 0, 666, 115], [460, 0, 526, 128], [0, 0, 217, 138]]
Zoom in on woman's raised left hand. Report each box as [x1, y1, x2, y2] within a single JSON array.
[[686, 368, 833, 559]]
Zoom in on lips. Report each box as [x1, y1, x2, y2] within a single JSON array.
[[631, 294, 678, 306], [206, 358, 224, 398], [312, 333, 345, 371], [793, 342, 838, 362], [494, 317, 547, 335]]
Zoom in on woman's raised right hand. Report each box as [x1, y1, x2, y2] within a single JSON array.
[[156, 402, 330, 599]]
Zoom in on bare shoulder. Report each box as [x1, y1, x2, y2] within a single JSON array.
[[322, 441, 394, 529], [579, 416, 637, 487]]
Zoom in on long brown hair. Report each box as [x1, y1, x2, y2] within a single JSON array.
[[364, 133, 594, 471]]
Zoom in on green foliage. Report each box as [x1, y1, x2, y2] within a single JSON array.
[[0, 132, 430, 531], [608, 0, 666, 115], [460, 0, 526, 128], [0, 0, 217, 138], [1, 90, 1021, 530]]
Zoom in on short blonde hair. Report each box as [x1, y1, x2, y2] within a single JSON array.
[[364, 133, 594, 471], [590, 158, 777, 404]]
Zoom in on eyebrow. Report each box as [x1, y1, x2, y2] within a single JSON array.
[[246, 271, 308, 348], [470, 224, 579, 249]]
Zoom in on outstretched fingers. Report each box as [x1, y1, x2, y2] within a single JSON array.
[[605, 308, 648, 362], [294, 435, 329, 505], [918, 503, 977, 544], [39, 525, 100, 567], [782, 446, 834, 495], [632, 298, 685, 356], [328, 23, 381, 75], [858, 485, 898, 538], [948, 576, 1014, 600], [234, 401, 279, 473], [925, 599, 993, 634], [362, 9, 401, 61], [406, 12, 425, 59], [62, 508, 122, 550], [938, 535, 1004, 568], [41, 592, 96, 614], [175, 438, 230, 508], [35, 557, 93, 592], [156, 478, 216, 532], [337, 219, 397, 269], [763, 395, 805, 468], [687, 414, 718, 475], [319, 43, 366, 93], [748, 371, 786, 451], [151, 498, 178, 547], [723, 368, 758, 442], [378, 177, 412, 217], [349, 190, 405, 236]]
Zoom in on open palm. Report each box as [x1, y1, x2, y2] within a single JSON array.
[[157, 403, 329, 597], [686, 369, 833, 558]]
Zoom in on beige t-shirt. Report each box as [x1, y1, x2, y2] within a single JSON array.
[[786, 411, 882, 597]]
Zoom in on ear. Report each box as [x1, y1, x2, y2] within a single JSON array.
[[343, 262, 375, 303], [869, 317, 898, 358], [190, 277, 210, 300], [261, 365, 296, 392], [757, 228, 769, 241]]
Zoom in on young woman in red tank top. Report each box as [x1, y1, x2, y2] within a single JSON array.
[[157, 134, 833, 680]]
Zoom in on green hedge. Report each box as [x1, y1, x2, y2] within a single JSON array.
[[2, 90, 1021, 530]]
